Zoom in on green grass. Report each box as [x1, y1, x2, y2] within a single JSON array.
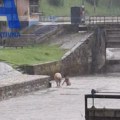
[[41, 0, 84, 16], [0, 45, 65, 67], [40, 0, 120, 16]]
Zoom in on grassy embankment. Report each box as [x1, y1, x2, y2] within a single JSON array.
[[40, 0, 120, 16], [0, 45, 65, 67]]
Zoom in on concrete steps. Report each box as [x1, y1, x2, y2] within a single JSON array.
[[106, 28, 120, 48], [2, 25, 61, 47], [106, 60, 120, 73], [106, 42, 120, 48]]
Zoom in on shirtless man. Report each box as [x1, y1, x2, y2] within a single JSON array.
[[54, 72, 62, 87]]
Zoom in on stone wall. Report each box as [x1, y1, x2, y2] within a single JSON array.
[[61, 27, 106, 75], [0, 75, 50, 101], [87, 108, 120, 120], [61, 33, 94, 75], [20, 26, 106, 76], [91, 27, 106, 73], [20, 33, 95, 76], [21, 61, 62, 78]]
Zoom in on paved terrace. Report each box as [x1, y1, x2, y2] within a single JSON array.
[[0, 74, 120, 120]]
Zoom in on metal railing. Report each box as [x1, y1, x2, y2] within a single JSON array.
[[39, 16, 71, 22], [85, 16, 120, 25], [85, 89, 120, 120], [39, 16, 120, 24]]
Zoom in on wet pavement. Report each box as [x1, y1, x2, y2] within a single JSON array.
[[0, 74, 120, 120], [49, 32, 91, 50]]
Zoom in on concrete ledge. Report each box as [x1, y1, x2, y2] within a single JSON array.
[[88, 108, 120, 120], [0, 75, 50, 101]]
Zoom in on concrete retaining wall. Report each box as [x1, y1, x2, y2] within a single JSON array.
[[0, 75, 50, 101], [21, 61, 61, 78], [91, 27, 106, 73], [88, 108, 120, 120], [20, 33, 95, 76], [20, 26, 106, 76], [61, 33, 94, 75]]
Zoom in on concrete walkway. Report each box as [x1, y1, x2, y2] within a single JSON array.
[[0, 74, 120, 120], [48, 32, 91, 50]]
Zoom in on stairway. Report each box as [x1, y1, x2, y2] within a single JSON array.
[[106, 59, 120, 73], [106, 27, 120, 73], [106, 28, 120, 48], [2, 25, 61, 47]]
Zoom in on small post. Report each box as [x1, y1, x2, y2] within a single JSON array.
[[91, 89, 96, 107], [85, 95, 88, 120]]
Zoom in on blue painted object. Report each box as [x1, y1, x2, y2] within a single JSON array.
[[0, 0, 20, 29]]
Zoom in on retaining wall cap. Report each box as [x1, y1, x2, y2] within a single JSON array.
[[0, 75, 50, 88], [33, 61, 60, 66]]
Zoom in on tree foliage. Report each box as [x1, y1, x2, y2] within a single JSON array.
[[86, 0, 99, 6], [86, 0, 120, 7], [113, 0, 120, 6]]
